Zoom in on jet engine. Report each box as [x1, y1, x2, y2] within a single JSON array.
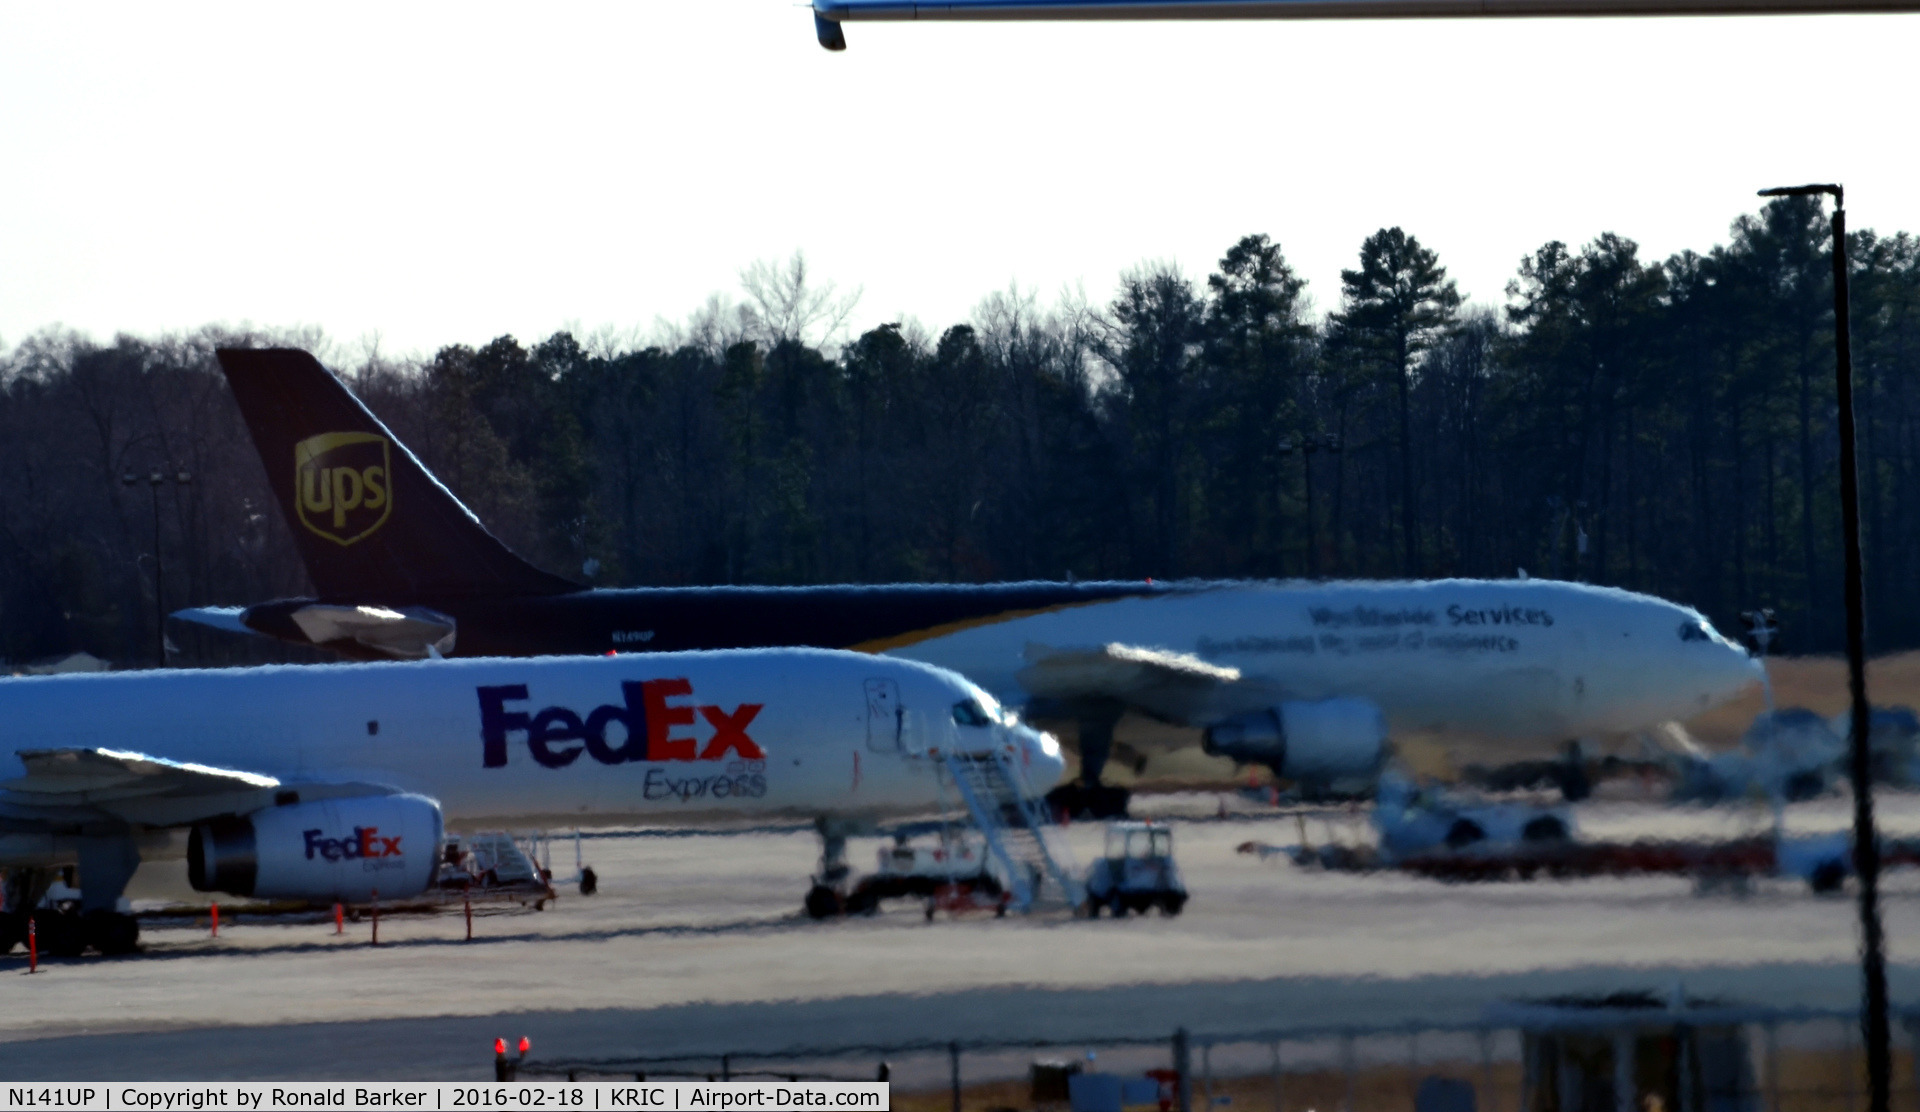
[[189, 794, 443, 902], [1202, 698, 1387, 789]]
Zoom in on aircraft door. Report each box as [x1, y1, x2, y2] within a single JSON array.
[[865, 679, 903, 752]]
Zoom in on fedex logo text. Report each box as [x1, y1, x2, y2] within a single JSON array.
[[305, 826, 403, 863], [478, 680, 766, 769]]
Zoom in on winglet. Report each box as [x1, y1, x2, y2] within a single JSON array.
[[815, 10, 848, 48]]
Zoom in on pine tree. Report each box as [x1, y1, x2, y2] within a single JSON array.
[[1329, 228, 1461, 577]]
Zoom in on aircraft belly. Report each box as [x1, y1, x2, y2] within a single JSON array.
[[1379, 667, 1571, 739]]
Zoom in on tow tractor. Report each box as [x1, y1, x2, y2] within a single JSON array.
[[1083, 821, 1187, 917], [844, 822, 1009, 918]]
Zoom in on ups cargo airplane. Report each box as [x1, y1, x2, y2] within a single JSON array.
[[180, 349, 1763, 814], [0, 650, 1059, 956], [805, 0, 1920, 51]]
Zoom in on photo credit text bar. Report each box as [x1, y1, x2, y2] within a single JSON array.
[[0, 1084, 889, 1112]]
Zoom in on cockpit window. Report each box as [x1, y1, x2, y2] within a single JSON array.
[[952, 699, 994, 727], [1679, 621, 1713, 642]]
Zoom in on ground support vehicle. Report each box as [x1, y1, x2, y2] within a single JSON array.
[[1270, 819, 1920, 892], [843, 823, 1008, 917], [430, 832, 557, 908], [1082, 821, 1186, 917]]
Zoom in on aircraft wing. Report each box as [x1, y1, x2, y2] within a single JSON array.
[[1015, 642, 1243, 724], [1, 748, 386, 827], [812, 0, 1920, 49], [284, 604, 456, 660]]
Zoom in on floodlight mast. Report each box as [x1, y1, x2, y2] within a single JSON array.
[[814, 0, 1920, 47], [1756, 181, 1886, 1112]]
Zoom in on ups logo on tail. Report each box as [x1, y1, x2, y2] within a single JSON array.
[[295, 432, 391, 546]]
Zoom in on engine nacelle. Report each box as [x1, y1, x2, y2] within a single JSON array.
[[189, 794, 443, 903], [1202, 698, 1387, 786]]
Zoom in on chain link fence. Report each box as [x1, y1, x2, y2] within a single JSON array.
[[515, 1004, 1920, 1112]]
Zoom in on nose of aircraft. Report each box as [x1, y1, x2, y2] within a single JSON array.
[[1011, 723, 1068, 790], [1729, 639, 1769, 693], [1697, 622, 1768, 706]]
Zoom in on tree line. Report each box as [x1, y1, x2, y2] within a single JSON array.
[[4, 195, 1917, 667]]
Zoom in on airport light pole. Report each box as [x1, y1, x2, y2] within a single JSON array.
[[122, 467, 192, 667], [1757, 182, 1887, 1112]]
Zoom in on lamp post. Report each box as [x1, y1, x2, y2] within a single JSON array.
[[122, 467, 192, 667], [1758, 182, 1886, 1112]]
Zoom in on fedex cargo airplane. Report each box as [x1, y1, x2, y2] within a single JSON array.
[[0, 649, 1061, 956], [181, 349, 1764, 812]]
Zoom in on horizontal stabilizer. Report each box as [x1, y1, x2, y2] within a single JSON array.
[[287, 604, 456, 660], [171, 606, 253, 635]]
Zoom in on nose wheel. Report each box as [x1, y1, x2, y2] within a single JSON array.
[[805, 817, 854, 919], [804, 884, 844, 919]]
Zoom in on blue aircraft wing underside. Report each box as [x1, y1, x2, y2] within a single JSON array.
[[811, 0, 1920, 49], [817, 0, 1920, 18]]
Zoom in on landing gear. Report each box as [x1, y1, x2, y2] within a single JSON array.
[[1557, 741, 1592, 802], [31, 908, 86, 958], [578, 867, 598, 896], [804, 817, 857, 919], [2, 868, 59, 955], [804, 885, 844, 920], [2, 836, 146, 958], [1045, 782, 1131, 820], [9, 906, 140, 957], [83, 910, 140, 955], [2, 868, 46, 947], [1042, 702, 1132, 820]]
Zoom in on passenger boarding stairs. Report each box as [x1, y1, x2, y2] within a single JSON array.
[[941, 749, 1085, 912]]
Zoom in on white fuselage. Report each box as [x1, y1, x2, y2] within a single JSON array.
[[0, 649, 1065, 836], [888, 579, 1765, 741]]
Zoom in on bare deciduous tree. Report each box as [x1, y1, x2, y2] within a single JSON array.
[[739, 250, 862, 350]]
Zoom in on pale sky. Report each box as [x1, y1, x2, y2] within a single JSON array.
[[4, 2, 1916, 360]]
